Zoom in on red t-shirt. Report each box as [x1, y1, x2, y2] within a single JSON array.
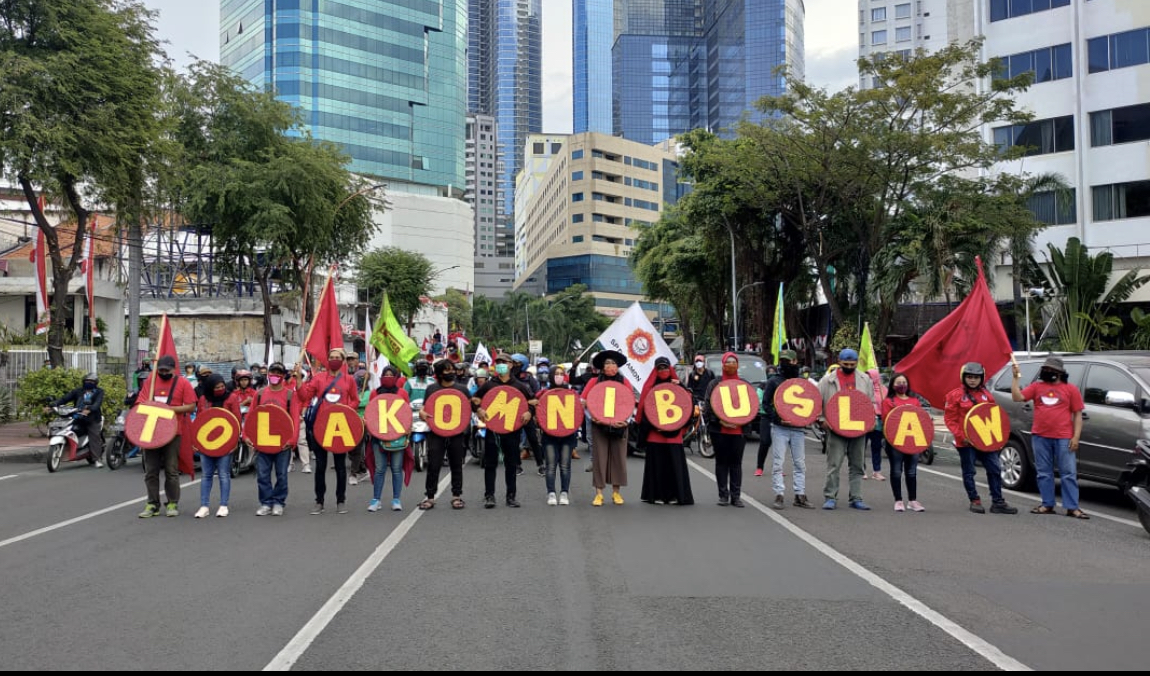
[[837, 371, 857, 391], [1020, 381, 1084, 439], [881, 395, 923, 420]]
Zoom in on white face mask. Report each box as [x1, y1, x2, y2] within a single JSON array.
[[694, 361, 704, 369], [552, 375, 565, 385]]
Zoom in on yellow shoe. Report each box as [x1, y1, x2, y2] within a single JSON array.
[[592, 493, 604, 507], [612, 491, 624, 505]]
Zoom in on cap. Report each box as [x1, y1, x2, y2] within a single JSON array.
[[655, 356, 672, 369], [157, 355, 177, 369], [1042, 356, 1066, 373], [839, 349, 859, 361], [493, 351, 514, 363], [779, 349, 797, 362]]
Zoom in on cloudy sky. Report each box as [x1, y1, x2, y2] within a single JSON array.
[[143, 0, 858, 133]]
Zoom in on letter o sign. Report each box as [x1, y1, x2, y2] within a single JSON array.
[[192, 407, 241, 458], [425, 388, 472, 437]]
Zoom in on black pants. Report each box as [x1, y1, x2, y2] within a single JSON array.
[[756, 415, 772, 469], [428, 432, 465, 498], [309, 426, 347, 505], [713, 431, 746, 500], [524, 419, 543, 466], [483, 430, 521, 498], [143, 435, 181, 506], [348, 437, 367, 476]]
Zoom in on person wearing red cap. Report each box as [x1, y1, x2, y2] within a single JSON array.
[[703, 352, 749, 507]]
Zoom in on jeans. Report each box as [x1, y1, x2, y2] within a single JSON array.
[[713, 432, 746, 501], [957, 446, 1005, 503], [583, 407, 593, 461], [373, 446, 404, 501], [143, 436, 181, 507], [770, 424, 806, 496], [309, 426, 347, 505], [823, 433, 865, 502], [868, 425, 883, 472], [257, 449, 290, 506], [427, 433, 465, 498], [199, 453, 233, 507], [756, 415, 772, 470], [1032, 435, 1078, 510], [543, 434, 575, 494], [483, 430, 521, 498], [885, 444, 918, 502]]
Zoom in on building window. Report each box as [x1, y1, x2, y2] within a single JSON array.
[[895, 3, 912, 19], [895, 26, 912, 42], [993, 115, 1075, 156], [871, 7, 886, 21], [572, 170, 584, 181], [534, 142, 545, 154], [872, 30, 887, 45], [990, 0, 1071, 23], [1093, 181, 1150, 221], [1027, 189, 1076, 225], [572, 192, 584, 202], [994, 43, 1073, 84], [572, 149, 584, 160], [572, 235, 584, 242], [1088, 27, 1150, 73], [551, 143, 562, 154], [1091, 103, 1150, 146]]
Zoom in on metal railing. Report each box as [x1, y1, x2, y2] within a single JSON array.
[[0, 348, 98, 411]]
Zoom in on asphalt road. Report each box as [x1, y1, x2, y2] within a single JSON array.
[[0, 437, 1146, 671]]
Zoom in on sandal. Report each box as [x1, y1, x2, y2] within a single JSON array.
[[1066, 509, 1090, 520], [1030, 505, 1056, 515], [451, 497, 465, 510], [418, 498, 435, 510]]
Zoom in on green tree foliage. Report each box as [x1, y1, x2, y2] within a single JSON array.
[[0, 0, 165, 367], [433, 288, 473, 335], [16, 368, 127, 428], [357, 247, 434, 326], [468, 286, 608, 361]]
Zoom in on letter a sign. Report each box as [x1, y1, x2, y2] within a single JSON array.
[[314, 403, 364, 453], [883, 405, 934, 455], [536, 389, 584, 436], [963, 402, 1010, 452]]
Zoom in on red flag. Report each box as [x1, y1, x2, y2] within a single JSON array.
[[155, 312, 179, 373], [895, 258, 1012, 409], [304, 276, 344, 362]]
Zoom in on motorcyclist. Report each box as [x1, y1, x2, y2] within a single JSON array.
[[405, 360, 434, 403], [232, 369, 258, 408], [46, 372, 105, 468], [686, 354, 714, 404]]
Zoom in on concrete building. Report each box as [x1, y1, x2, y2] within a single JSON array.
[[514, 132, 686, 316], [466, 113, 515, 300], [367, 188, 475, 298], [514, 134, 568, 279], [858, 0, 976, 89]]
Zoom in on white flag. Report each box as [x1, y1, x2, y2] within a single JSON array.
[[593, 302, 677, 391], [368, 353, 390, 391], [471, 342, 492, 368]]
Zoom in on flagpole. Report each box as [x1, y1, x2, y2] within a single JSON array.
[[147, 313, 166, 397]]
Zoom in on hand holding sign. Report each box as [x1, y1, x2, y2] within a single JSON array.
[[536, 389, 584, 436], [244, 404, 297, 453], [480, 385, 529, 434], [642, 383, 691, 432], [963, 402, 1010, 452], [314, 403, 364, 453], [709, 380, 759, 427], [125, 403, 180, 450], [883, 405, 934, 454], [365, 394, 412, 441]]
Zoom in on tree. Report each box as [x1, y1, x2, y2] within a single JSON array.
[[434, 288, 473, 335], [176, 63, 377, 346], [357, 247, 434, 326], [0, 0, 165, 366]]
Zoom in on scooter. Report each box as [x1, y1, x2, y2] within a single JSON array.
[[105, 409, 143, 471], [1120, 439, 1150, 536], [411, 399, 429, 472], [231, 404, 255, 477], [469, 414, 486, 464], [45, 405, 98, 472]]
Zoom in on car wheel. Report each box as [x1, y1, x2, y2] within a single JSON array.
[[999, 439, 1033, 491]]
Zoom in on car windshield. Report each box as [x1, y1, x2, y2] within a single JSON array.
[[1133, 367, 1150, 387], [705, 355, 769, 384]]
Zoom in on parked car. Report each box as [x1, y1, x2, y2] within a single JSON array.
[[988, 352, 1150, 491], [677, 351, 770, 439]]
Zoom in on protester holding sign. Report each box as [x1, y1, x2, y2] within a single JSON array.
[[763, 350, 816, 510], [193, 374, 242, 518], [1011, 357, 1088, 519], [419, 360, 472, 511], [367, 365, 411, 512], [137, 355, 197, 518], [537, 365, 581, 506], [251, 363, 299, 516], [881, 374, 928, 513], [817, 349, 875, 511], [294, 348, 359, 515], [471, 352, 535, 509], [637, 357, 694, 506], [704, 352, 757, 508], [943, 363, 1018, 515], [584, 350, 634, 507]]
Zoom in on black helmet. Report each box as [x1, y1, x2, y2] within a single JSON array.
[[961, 362, 985, 377], [83, 372, 98, 383]]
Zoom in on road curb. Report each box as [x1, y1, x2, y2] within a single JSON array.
[[0, 447, 45, 464]]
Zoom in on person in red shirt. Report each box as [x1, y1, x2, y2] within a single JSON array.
[[881, 373, 928, 512], [232, 370, 258, 408], [703, 352, 751, 508], [137, 355, 197, 518], [1011, 356, 1088, 518], [944, 362, 1018, 515], [294, 348, 359, 515], [252, 362, 301, 516], [638, 357, 694, 506], [194, 373, 243, 518]]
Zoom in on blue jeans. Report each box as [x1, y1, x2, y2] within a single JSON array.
[[373, 446, 404, 502], [256, 449, 290, 507], [770, 425, 806, 496], [200, 453, 233, 507], [543, 434, 575, 494], [885, 444, 918, 501], [957, 446, 1004, 503], [1032, 435, 1078, 511]]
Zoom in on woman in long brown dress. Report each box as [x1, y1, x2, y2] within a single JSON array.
[[584, 350, 632, 506]]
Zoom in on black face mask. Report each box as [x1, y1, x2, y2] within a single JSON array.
[[780, 364, 800, 379], [440, 374, 456, 384], [1040, 369, 1060, 383], [158, 372, 174, 381], [839, 366, 856, 375]]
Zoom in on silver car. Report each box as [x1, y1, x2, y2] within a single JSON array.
[[989, 353, 1150, 491]]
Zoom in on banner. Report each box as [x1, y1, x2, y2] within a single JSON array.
[[29, 225, 50, 335], [81, 224, 100, 341], [593, 302, 677, 391], [771, 283, 786, 364], [371, 292, 420, 377], [471, 342, 492, 368]]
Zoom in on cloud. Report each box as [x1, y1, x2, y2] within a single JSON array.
[[542, 1, 574, 133]]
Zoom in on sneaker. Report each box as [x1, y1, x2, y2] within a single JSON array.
[[194, 506, 210, 519], [612, 491, 624, 505], [871, 471, 886, 481], [909, 500, 925, 512], [348, 474, 359, 486], [391, 499, 402, 511], [537, 466, 546, 477], [794, 495, 814, 509], [754, 468, 764, 477], [216, 506, 229, 518], [559, 492, 570, 505], [730, 498, 745, 508], [95, 460, 104, 468], [357, 472, 370, 484], [717, 496, 729, 507], [337, 502, 348, 514], [272, 504, 284, 516], [894, 501, 905, 512], [969, 499, 986, 514], [288, 461, 295, 473], [547, 492, 558, 506], [849, 500, 871, 511], [138, 504, 160, 518], [989, 501, 1018, 515], [822, 498, 837, 510], [484, 495, 496, 509], [506, 496, 521, 508], [592, 493, 604, 506], [516, 466, 524, 476], [310, 503, 324, 515], [368, 499, 382, 512], [256, 505, 273, 516], [301, 465, 312, 474], [772, 495, 785, 510], [165, 502, 179, 517]]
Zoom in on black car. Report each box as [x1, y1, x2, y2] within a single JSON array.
[[678, 351, 769, 439]]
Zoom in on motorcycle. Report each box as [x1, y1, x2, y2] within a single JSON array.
[[1120, 439, 1150, 536], [411, 399, 429, 472], [105, 409, 143, 471], [469, 414, 486, 464], [45, 405, 98, 472], [231, 404, 255, 477]]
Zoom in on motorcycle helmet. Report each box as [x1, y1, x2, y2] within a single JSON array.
[[236, 369, 252, 383], [83, 372, 99, 383], [961, 362, 985, 386], [511, 353, 529, 371]]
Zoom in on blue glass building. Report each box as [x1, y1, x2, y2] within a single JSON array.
[[573, 0, 614, 133], [219, 0, 468, 189]]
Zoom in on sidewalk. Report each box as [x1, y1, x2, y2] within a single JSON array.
[[0, 420, 47, 464]]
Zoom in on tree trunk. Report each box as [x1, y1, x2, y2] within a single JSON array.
[[127, 214, 142, 377], [257, 267, 276, 349]]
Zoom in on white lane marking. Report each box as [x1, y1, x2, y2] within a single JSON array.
[[0, 479, 202, 550], [264, 475, 451, 671], [688, 458, 1032, 672], [0, 474, 19, 482], [917, 465, 1141, 529]]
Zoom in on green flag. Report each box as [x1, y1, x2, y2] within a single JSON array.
[[859, 322, 878, 373], [371, 292, 420, 377], [770, 282, 787, 364]]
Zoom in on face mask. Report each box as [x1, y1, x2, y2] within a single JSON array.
[[839, 366, 856, 375], [380, 375, 397, 389], [327, 359, 343, 372], [268, 375, 283, 385], [894, 383, 908, 394], [213, 388, 227, 398], [441, 374, 456, 384], [495, 364, 510, 376], [83, 381, 96, 390], [604, 364, 618, 377], [158, 372, 174, 381], [694, 361, 704, 369], [657, 368, 671, 380], [552, 375, 565, 385], [723, 363, 738, 375], [780, 364, 799, 379], [1040, 369, 1059, 383]]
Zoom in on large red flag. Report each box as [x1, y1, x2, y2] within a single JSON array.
[[895, 257, 1012, 409], [304, 276, 344, 362]]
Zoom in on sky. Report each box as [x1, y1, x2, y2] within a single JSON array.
[[143, 0, 858, 134]]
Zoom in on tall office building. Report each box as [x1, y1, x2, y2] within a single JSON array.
[[857, 0, 976, 88], [514, 134, 568, 278], [468, 0, 543, 259], [573, 0, 615, 133]]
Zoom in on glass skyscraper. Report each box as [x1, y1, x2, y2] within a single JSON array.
[[468, 0, 542, 258], [219, 0, 468, 190], [573, 0, 614, 133]]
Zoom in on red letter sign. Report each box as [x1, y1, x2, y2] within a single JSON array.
[[243, 404, 298, 454], [963, 402, 1010, 452], [425, 388, 472, 437], [773, 378, 822, 427], [709, 380, 759, 426], [125, 403, 179, 450], [586, 380, 635, 426], [192, 407, 241, 458], [314, 403, 364, 453], [536, 389, 584, 436], [365, 394, 413, 441], [480, 385, 529, 434], [883, 405, 934, 454], [825, 390, 876, 438]]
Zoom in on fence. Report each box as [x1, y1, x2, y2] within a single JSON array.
[[0, 349, 99, 412]]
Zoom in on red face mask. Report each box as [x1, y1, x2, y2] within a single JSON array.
[[328, 359, 344, 372], [380, 375, 397, 389]]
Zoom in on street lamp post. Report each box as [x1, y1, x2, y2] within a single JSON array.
[[735, 281, 765, 351], [723, 217, 737, 350]]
